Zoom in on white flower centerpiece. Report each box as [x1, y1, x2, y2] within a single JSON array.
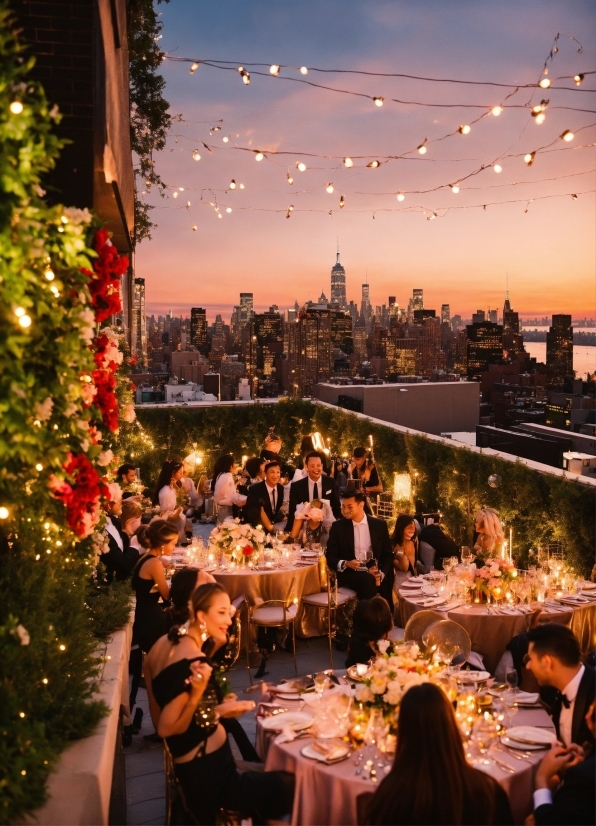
[[209, 518, 266, 567]]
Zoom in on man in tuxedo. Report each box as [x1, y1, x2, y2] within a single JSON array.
[[525, 624, 596, 747], [243, 461, 286, 533], [325, 490, 394, 606], [419, 514, 460, 570], [286, 452, 341, 533]]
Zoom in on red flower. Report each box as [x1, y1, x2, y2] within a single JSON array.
[[129, 355, 138, 366], [50, 453, 109, 537], [81, 230, 129, 323], [242, 545, 254, 556]]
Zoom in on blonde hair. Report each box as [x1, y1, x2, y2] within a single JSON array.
[[121, 499, 142, 525], [474, 508, 504, 552]]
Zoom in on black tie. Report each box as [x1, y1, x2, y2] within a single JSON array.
[[271, 488, 276, 513], [313, 482, 319, 501], [560, 692, 570, 709]]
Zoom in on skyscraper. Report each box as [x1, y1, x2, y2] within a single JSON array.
[[190, 307, 208, 355], [466, 321, 504, 379], [360, 282, 372, 330], [330, 247, 347, 308], [412, 289, 424, 311], [502, 292, 524, 359], [546, 314, 573, 385], [239, 293, 254, 326], [131, 277, 147, 365], [441, 304, 450, 325]]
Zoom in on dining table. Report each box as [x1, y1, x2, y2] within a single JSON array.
[[258, 686, 557, 826]]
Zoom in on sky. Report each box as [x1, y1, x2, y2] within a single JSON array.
[[136, 0, 596, 322]]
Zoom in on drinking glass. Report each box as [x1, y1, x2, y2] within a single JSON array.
[[313, 672, 329, 697], [502, 690, 519, 727], [442, 557, 451, 572], [461, 546, 473, 566], [505, 667, 518, 691], [471, 716, 499, 764]]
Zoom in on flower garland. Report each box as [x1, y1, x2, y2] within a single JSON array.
[[49, 452, 110, 537], [82, 228, 129, 322]]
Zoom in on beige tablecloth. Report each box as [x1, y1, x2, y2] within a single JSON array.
[[214, 562, 325, 637], [568, 600, 596, 654], [262, 702, 554, 825]]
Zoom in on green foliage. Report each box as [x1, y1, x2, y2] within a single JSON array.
[[123, 402, 595, 576], [86, 580, 132, 642]]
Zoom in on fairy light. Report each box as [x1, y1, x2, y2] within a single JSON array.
[[287, 173, 294, 185], [300, 66, 308, 75], [539, 77, 551, 89], [230, 179, 236, 189], [493, 164, 503, 173], [238, 67, 251, 85], [59, 644, 65, 651], [339, 195, 345, 209], [534, 112, 546, 125], [222, 136, 229, 143], [561, 130, 574, 142], [44, 268, 55, 281], [173, 191, 178, 198], [366, 160, 380, 168], [10, 100, 23, 114], [226, 207, 232, 213], [191, 224, 197, 231], [296, 161, 306, 172], [255, 152, 264, 161], [50, 285, 59, 296], [343, 157, 353, 168], [325, 183, 334, 193], [417, 143, 427, 155], [459, 124, 471, 134], [574, 74, 584, 85], [15, 307, 25, 317], [190, 62, 199, 74], [239, 183, 245, 189], [572, 193, 578, 200], [42, 678, 48, 685], [18, 314, 32, 328], [451, 184, 460, 194], [61, 215, 68, 224], [270, 64, 280, 75], [0, 507, 9, 519], [373, 97, 384, 107], [192, 150, 201, 161], [186, 200, 191, 207], [35, 463, 43, 471], [491, 105, 503, 116], [524, 152, 535, 166], [217, 213, 222, 219]]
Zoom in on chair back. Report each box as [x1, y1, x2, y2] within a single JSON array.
[[418, 540, 436, 573]]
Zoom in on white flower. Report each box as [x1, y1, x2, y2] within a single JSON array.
[[35, 397, 54, 421], [355, 685, 374, 703], [64, 402, 78, 417], [11, 624, 30, 646], [121, 404, 136, 423], [63, 206, 92, 225], [80, 383, 97, 405], [370, 676, 387, 695], [78, 307, 95, 345], [377, 639, 390, 654], [385, 688, 402, 706], [97, 449, 114, 466], [107, 482, 122, 503]]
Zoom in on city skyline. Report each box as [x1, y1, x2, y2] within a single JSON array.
[[136, 0, 595, 320]]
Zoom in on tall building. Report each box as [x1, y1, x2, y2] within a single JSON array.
[[466, 322, 504, 380], [472, 309, 486, 324], [330, 248, 347, 308], [441, 304, 450, 325], [502, 292, 524, 360], [254, 310, 284, 380], [288, 305, 352, 396], [239, 293, 254, 326], [131, 278, 147, 365], [360, 282, 372, 330], [412, 289, 424, 311], [190, 307, 208, 356], [546, 314, 573, 385], [488, 309, 498, 324]]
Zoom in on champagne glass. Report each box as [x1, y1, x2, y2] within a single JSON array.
[[502, 690, 519, 728], [471, 716, 499, 765], [313, 672, 329, 698]]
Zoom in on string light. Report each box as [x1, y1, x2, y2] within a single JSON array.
[[9, 100, 23, 114], [222, 136, 229, 143], [296, 161, 306, 172], [373, 97, 384, 107], [491, 105, 503, 116], [191, 224, 197, 231], [366, 160, 380, 168], [572, 193, 578, 200], [287, 173, 294, 185], [574, 73, 584, 85], [534, 112, 546, 125], [173, 191, 178, 198], [50, 285, 59, 296], [255, 152, 264, 161], [239, 183, 245, 189], [35, 463, 43, 471], [451, 184, 460, 193], [226, 207, 232, 213], [325, 183, 334, 193], [186, 200, 191, 207], [493, 164, 503, 173], [44, 268, 55, 281], [561, 129, 574, 142], [524, 152, 536, 166], [229, 179, 236, 189], [417, 143, 427, 155], [396, 192, 405, 201], [190, 62, 199, 74], [339, 195, 345, 209], [238, 66, 251, 85], [343, 157, 353, 168], [539, 77, 551, 88], [269, 64, 280, 76], [192, 150, 201, 161], [300, 66, 308, 75], [0, 507, 9, 519], [459, 124, 471, 134]]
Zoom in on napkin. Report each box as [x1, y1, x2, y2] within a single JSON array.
[[310, 741, 348, 762], [276, 725, 300, 744], [515, 691, 540, 704]]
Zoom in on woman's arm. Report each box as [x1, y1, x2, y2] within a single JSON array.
[[289, 516, 305, 538], [157, 661, 213, 738], [143, 654, 163, 731], [215, 474, 247, 507], [142, 556, 170, 600]]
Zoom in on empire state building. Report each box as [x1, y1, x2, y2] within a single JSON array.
[[330, 248, 347, 308]]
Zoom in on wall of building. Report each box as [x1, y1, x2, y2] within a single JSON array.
[[313, 381, 480, 435]]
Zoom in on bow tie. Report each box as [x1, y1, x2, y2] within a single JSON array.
[[559, 692, 571, 709]]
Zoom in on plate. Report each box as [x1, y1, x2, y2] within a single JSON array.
[[501, 735, 548, 751], [457, 670, 491, 683], [301, 552, 318, 558], [488, 690, 540, 705], [580, 581, 596, 590], [301, 739, 350, 764], [347, 664, 370, 682], [410, 596, 448, 608], [507, 726, 556, 746], [260, 711, 313, 732], [400, 580, 424, 589]]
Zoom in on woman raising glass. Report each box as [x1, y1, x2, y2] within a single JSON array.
[[145, 583, 294, 825]]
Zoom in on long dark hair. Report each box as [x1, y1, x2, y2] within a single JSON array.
[[168, 582, 228, 644], [136, 519, 179, 551], [391, 513, 417, 547], [165, 568, 200, 631], [211, 454, 235, 488], [152, 459, 183, 505], [365, 684, 499, 825]]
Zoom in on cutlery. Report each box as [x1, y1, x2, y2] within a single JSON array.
[[494, 745, 532, 763], [491, 756, 515, 774]]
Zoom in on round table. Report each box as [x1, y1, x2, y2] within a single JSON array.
[[213, 561, 324, 637], [259, 695, 554, 825]]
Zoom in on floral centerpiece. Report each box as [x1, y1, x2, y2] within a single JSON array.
[[354, 641, 431, 722], [472, 557, 517, 600], [209, 518, 266, 565]]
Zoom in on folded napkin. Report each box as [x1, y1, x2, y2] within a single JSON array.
[[276, 725, 301, 744], [310, 741, 348, 762], [515, 691, 540, 704]]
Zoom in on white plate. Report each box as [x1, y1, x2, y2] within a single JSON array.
[[488, 689, 540, 705], [274, 692, 304, 702], [347, 664, 370, 682], [301, 552, 318, 558], [301, 740, 350, 763], [501, 735, 548, 751], [507, 726, 556, 746], [580, 581, 596, 590], [260, 711, 313, 732], [458, 670, 491, 683], [400, 580, 424, 589], [410, 596, 448, 608]]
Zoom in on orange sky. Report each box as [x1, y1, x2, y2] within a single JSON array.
[[136, 0, 596, 322]]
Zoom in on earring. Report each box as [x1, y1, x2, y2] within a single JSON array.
[[199, 621, 208, 642]]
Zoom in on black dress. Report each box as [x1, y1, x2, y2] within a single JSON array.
[[152, 656, 293, 825], [131, 554, 168, 653]]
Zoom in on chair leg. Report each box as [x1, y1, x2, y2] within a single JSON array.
[[328, 606, 334, 670], [292, 621, 297, 676], [246, 617, 253, 685]]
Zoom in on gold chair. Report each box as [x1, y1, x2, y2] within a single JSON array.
[[247, 578, 299, 681], [301, 565, 357, 669]]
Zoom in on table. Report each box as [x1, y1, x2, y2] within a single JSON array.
[[213, 561, 325, 637], [259, 696, 555, 825]]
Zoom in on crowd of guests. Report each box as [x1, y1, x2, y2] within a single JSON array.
[[98, 435, 594, 826]]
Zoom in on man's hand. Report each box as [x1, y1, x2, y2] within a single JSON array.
[[535, 745, 579, 790], [368, 564, 381, 586], [345, 559, 362, 570]]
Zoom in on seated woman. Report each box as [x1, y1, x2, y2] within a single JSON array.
[[391, 513, 419, 597], [153, 459, 187, 544], [144, 583, 294, 825], [212, 454, 247, 524], [474, 507, 504, 560], [346, 596, 393, 668], [365, 683, 513, 825], [101, 498, 143, 584], [181, 456, 204, 515], [288, 499, 335, 548]]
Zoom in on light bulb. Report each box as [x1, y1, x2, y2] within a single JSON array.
[[574, 74, 584, 85], [417, 144, 427, 155], [239, 183, 245, 189], [451, 185, 460, 194], [179, 187, 184, 191], [226, 207, 232, 213], [343, 157, 353, 168], [15, 307, 25, 317], [300, 66, 308, 75], [287, 174, 294, 185], [288, 205, 294, 212], [173, 191, 178, 198], [35, 463, 43, 471], [373, 97, 384, 107], [491, 105, 503, 116], [50, 285, 59, 296], [325, 183, 334, 194], [255, 152, 264, 161], [192, 150, 201, 161], [539, 77, 551, 89], [459, 124, 471, 134], [186, 200, 191, 207], [223, 136, 229, 143], [218, 213, 222, 219], [534, 112, 546, 125], [286, 209, 291, 219], [191, 225, 197, 231], [561, 130, 574, 142], [572, 194, 578, 200], [296, 161, 306, 172], [366, 160, 380, 168], [493, 164, 502, 173], [44, 268, 55, 281], [10, 101, 23, 114], [524, 152, 535, 166], [190, 62, 199, 74], [230, 180, 236, 189], [339, 195, 345, 209], [0, 507, 9, 519], [18, 315, 32, 328], [270, 64, 280, 75], [396, 192, 405, 201]]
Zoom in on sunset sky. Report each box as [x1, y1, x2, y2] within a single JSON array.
[[136, 0, 596, 322]]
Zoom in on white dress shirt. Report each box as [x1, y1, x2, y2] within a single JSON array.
[[559, 664, 585, 746], [292, 467, 308, 482], [307, 475, 323, 502], [352, 514, 373, 561], [213, 473, 247, 507]]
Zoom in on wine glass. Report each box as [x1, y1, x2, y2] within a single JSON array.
[[313, 672, 329, 698], [502, 690, 519, 728], [471, 716, 499, 765], [461, 546, 473, 566], [442, 557, 451, 573], [505, 667, 518, 691]]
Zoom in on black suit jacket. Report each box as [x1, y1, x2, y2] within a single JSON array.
[[101, 520, 140, 583], [244, 481, 285, 530], [419, 524, 460, 568], [325, 515, 394, 605], [534, 752, 595, 825], [286, 474, 341, 532], [552, 665, 596, 747]]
